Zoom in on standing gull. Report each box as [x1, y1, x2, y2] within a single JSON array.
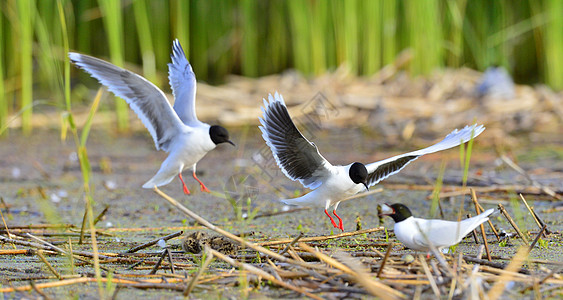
[[259, 92, 484, 231], [69, 39, 234, 194], [379, 203, 495, 251]]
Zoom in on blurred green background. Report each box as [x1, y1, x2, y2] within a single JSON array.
[[1, 0, 562, 134]]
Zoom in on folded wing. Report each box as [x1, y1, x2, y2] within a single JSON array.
[[259, 93, 334, 189], [413, 208, 494, 248], [365, 124, 485, 187]]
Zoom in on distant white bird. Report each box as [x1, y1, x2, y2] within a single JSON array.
[[259, 92, 484, 231], [379, 203, 495, 251], [70, 40, 234, 194]]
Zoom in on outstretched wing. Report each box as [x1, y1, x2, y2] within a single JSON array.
[[168, 39, 202, 127], [259, 92, 334, 189], [365, 124, 485, 187], [69, 52, 186, 152]]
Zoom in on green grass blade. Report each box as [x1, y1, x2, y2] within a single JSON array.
[[287, 0, 311, 75], [544, 0, 563, 90], [17, 0, 34, 135], [172, 0, 190, 57], [310, 2, 327, 75], [461, 126, 476, 187], [98, 0, 129, 131], [405, 0, 442, 75], [0, 7, 6, 136], [361, 0, 382, 75], [241, 0, 258, 77], [382, 0, 397, 65], [58, 0, 71, 112], [80, 88, 102, 147], [430, 160, 446, 218], [132, 0, 157, 84]]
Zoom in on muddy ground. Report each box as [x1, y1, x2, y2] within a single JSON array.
[[0, 122, 562, 298]]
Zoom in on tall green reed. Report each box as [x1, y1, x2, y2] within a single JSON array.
[[0, 8, 6, 134], [544, 0, 563, 90], [2, 0, 563, 135], [17, 0, 34, 135], [241, 0, 259, 77], [405, 0, 442, 75], [172, 0, 190, 57], [287, 0, 311, 75], [382, 0, 397, 65], [98, 0, 129, 131], [132, 0, 157, 84], [361, 0, 382, 75], [59, 1, 104, 297]]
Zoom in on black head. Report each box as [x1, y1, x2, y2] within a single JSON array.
[[209, 125, 235, 146], [349, 162, 368, 191], [379, 203, 413, 223]]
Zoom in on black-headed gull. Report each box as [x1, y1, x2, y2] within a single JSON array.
[[259, 92, 484, 231], [69, 40, 234, 194], [379, 203, 495, 251]]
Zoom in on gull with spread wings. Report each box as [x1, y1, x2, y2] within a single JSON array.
[[70, 40, 234, 194], [259, 92, 484, 231]]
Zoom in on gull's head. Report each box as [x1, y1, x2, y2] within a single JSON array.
[[379, 203, 412, 223], [349, 162, 368, 191], [210, 125, 235, 146]]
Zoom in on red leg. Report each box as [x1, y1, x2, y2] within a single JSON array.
[[178, 174, 190, 195], [325, 209, 338, 228], [192, 170, 210, 193], [333, 210, 344, 231]]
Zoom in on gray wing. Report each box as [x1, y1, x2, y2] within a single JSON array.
[[69, 52, 186, 152], [168, 39, 202, 127], [259, 93, 334, 189], [365, 124, 485, 187]]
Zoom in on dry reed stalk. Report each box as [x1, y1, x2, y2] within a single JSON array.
[[153, 187, 329, 272], [34, 250, 62, 280], [497, 204, 529, 244], [487, 247, 529, 300], [298, 242, 404, 299], [184, 246, 214, 296], [470, 189, 491, 261], [148, 252, 166, 275], [209, 248, 323, 300], [105, 225, 204, 232], [519, 194, 542, 229], [279, 232, 303, 255], [123, 230, 183, 253], [418, 255, 441, 297], [473, 201, 500, 241], [528, 225, 547, 251], [259, 227, 384, 246], [377, 243, 393, 278], [0, 277, 140, 293], [500, 155, 561, 200], [0, 249, 33, 255], [29, 281, 53, 300], [467, 213, 479, 244]]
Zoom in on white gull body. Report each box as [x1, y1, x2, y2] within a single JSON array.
[[259, 92, 485, 230], [69, 40, 233, 193], [382, 203, 495, 251]]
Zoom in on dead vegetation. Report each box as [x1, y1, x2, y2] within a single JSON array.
[[0, 186, 561, 299], [1, 68, 562, 298]]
